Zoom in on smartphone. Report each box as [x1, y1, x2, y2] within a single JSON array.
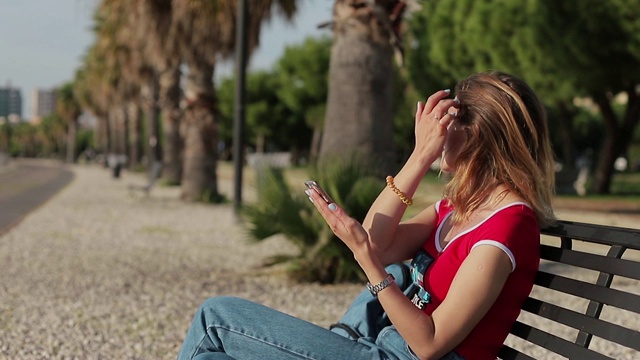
[[304, 180, 334, 204]]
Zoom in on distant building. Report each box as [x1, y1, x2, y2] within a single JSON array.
[[31, 88, 57, 123], [0, 83, 22, 120]]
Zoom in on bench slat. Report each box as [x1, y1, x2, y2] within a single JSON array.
[[540, 245, 640, 280], [508, 321, 614, 360], [534, 272, 640, 314], [578, 244, 628, 348], [500, 221, 639, 360], [497, 345, 535, 360], [522, 298, 640, 351], [542, 221, 640, 250]]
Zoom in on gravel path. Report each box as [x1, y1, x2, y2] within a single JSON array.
[[0, 163, 638, 359], [0, 164, 361, 360]]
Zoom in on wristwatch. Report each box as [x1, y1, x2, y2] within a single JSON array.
[[367, 273, 395, 297]]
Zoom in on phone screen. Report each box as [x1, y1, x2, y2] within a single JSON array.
[[304, 180, 334, 204]]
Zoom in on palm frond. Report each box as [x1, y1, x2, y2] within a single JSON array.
[[243, 157, 381, 283]]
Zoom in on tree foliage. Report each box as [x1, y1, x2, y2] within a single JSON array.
[[216, 36, 331, 160], [275, 37, 331, 117], [407, 0, 640, 194]]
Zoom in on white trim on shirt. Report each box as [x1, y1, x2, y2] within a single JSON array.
[[472, 240, 517, 272], [435, 201, 532, 272]]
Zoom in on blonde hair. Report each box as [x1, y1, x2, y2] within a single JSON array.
[[444, 71, 556, 227]]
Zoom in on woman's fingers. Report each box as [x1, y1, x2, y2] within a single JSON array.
[[307, 189, 333, 215], [439, 110, 457, 126], [305, 189, 368, 245], [415, 101, 425, 124], [430, 100, 459, 121], [423, 90, 460, 123], [306, 189, 345, 230], [424, 89, 451, 113]]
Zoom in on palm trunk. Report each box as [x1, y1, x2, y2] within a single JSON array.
[[95, 112, 109, 159], [127, 101, 143, 169], [66, 120, 77, 164], [256, 133, 265, 154], [159, 66, 183, 185], [0, 126, 9, 153], [309, 127, 322, 164], [108, 111, 118, 155], [594, 134, 618, 194], [110, 106, 128, 157], [556, 103, 576, 168], [593, 90, 640, 194], [181, 61, 220, 202], [122, 106, 130, 164], [320, 1, 396, 174], [141, 78, 163, 171]]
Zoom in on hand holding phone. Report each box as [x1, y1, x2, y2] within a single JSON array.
[[304, 180, 334, 204]]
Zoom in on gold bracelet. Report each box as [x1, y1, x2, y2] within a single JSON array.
[[386, 176, 413, 206]]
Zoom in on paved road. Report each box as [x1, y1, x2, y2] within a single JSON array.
[[0, 159, 74, 235]]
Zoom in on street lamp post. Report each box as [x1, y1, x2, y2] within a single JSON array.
[[233, 0, 248, 214]]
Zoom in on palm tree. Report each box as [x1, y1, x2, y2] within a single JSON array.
[[56, 82, 82, 163], [74, 50, 111, 158], [137, 0, 184, 184], [115, 0, 163, 169], [76, 1, 128, 160], [171, 0, 297, 202], [79, 0, 158, 169], [75, 45, 116, 158], [320, 0, 412, 173]]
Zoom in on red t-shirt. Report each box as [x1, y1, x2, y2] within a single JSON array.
[[421, 200, 540, 360]]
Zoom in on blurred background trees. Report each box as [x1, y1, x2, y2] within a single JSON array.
[[3, 0, 639, 197], [2, 0, 638, 282], [216, 36, 331, 164], [408, 0, 640, 194], [74, 0, 297, 202]]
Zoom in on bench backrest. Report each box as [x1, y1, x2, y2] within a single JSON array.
[[499, 220, 640, 360]]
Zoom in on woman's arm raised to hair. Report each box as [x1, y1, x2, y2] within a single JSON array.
[[362, 91, 457, 264], [362, 158, 434, 263]]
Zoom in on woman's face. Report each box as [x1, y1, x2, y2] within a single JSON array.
[[440, 121, 468, 173]]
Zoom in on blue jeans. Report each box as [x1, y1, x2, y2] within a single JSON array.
[[177, 264, 464, 360], [177, 297, 463, 360]]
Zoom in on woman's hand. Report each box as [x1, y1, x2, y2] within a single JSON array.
[[413, 89, 460, 162], [306, 188, 371, 260]]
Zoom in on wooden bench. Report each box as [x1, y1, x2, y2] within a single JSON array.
[[499, 220, 640, 359], [128, 161, 163, 197]]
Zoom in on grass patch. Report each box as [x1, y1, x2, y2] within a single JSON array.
[[610, 172, 640, 195]]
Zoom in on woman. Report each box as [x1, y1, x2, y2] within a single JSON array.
[[177, 71, 556, 360]]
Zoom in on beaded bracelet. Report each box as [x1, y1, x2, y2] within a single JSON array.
[[385, 176, 413, 206]]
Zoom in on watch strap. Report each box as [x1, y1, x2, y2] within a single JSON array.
[[367, 273, 395, 297]]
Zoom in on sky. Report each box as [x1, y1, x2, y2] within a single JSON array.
[[0, 0, 333, 119]]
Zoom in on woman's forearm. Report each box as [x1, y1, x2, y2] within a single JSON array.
[[362, 152, 436, 254], [355, 245, 440, 359]]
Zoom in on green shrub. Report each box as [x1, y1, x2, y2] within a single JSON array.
[[242, 157, 382, 283]]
